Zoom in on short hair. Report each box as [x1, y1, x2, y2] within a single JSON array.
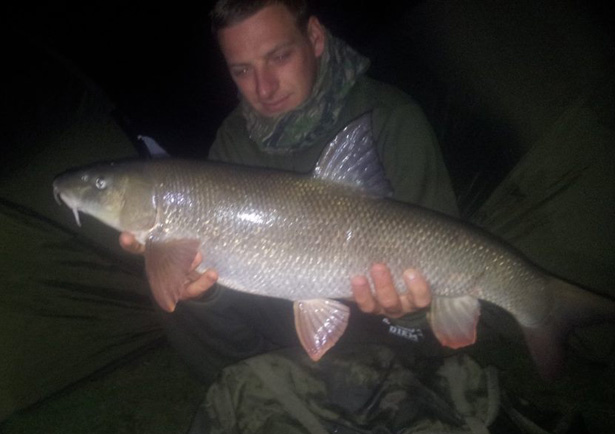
[[210, 0, 310, 34]]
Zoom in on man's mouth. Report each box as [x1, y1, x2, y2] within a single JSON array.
[[261, 96, 290, 114]]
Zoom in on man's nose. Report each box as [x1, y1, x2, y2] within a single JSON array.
[[255, 67, 278, 100]]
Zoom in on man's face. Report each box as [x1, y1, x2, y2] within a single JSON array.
[[217, 4, 325, 117]]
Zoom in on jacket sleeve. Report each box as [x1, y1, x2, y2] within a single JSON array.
[[161, 287, 299, 384]]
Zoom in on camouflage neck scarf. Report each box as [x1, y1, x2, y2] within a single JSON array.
[[241, 31, 370, 154]]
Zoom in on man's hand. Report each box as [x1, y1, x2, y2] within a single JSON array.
[[119, 232, 146, 254], [119, 231, 218, 301], [351, 263, 431, 318]]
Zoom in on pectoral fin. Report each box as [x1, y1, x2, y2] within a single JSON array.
[[429, 295, 481, 349], [144, 238, 200, 313], [294, 299, 350, 361]]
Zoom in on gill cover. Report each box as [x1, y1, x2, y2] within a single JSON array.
[[80, 162, 157, 232], [116, 164, 157, 232]]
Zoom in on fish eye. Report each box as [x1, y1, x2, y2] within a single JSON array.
[[95, 177, 107, 189]]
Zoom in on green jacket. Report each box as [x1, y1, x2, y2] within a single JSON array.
[[209, 76, 459, 217]]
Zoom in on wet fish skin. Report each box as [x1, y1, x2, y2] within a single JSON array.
[[53, 160, 541, 310], [53, 159, 615, 376]]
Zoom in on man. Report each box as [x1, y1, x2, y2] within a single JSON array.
[[121, 0, 458, 382]]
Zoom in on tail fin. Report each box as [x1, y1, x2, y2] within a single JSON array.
[[522, 278, 615, 380]]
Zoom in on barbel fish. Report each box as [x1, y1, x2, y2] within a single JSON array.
[[53, 117, 614, 378]]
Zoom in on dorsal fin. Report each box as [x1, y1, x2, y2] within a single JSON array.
[[312, 112, 393, 197]]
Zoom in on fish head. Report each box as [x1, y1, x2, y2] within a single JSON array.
[[53, 161, 157, 233]]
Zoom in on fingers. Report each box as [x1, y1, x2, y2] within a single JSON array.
[[119, 232, 145, 255], [181, 268, 219, 300], [351, 275, 379, 314], [182, 251, 218, 300], [370, 263, 404, 318], [403, 268, 431, 309], [189, 251, 203, 273], [352, 264, 432, 318], [352, 264, 404, 317]]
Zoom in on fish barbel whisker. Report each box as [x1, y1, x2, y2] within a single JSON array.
[[54, 187, 82, 227], [71, 206, 82, 227]]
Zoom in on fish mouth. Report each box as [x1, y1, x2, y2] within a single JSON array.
[[53, 183, 82, 227]]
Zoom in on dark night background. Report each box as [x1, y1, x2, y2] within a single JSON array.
[[5, 0, 425, 156], [3, 0, 614, 214]]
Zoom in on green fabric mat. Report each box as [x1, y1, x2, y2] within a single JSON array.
[[1, 344, 208, 434]]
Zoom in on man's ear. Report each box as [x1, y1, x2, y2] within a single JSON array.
[[307, 16, 326, 57]]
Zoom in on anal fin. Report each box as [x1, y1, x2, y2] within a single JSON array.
[[429, 295, 481, 349], [144, 238, 200, 312], [294, 299, 350, 361]]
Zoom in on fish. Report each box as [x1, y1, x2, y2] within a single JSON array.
[[53, 116, 614, 378]]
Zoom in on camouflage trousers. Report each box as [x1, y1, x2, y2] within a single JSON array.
[[189, 345, 500, 434]]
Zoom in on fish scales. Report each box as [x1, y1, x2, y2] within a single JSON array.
[[148, 160, 550, 327], [53, 157, 615, 375]]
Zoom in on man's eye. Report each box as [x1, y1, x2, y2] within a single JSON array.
[[273, 51, 291, 63], [231, 67, 250, 78]]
